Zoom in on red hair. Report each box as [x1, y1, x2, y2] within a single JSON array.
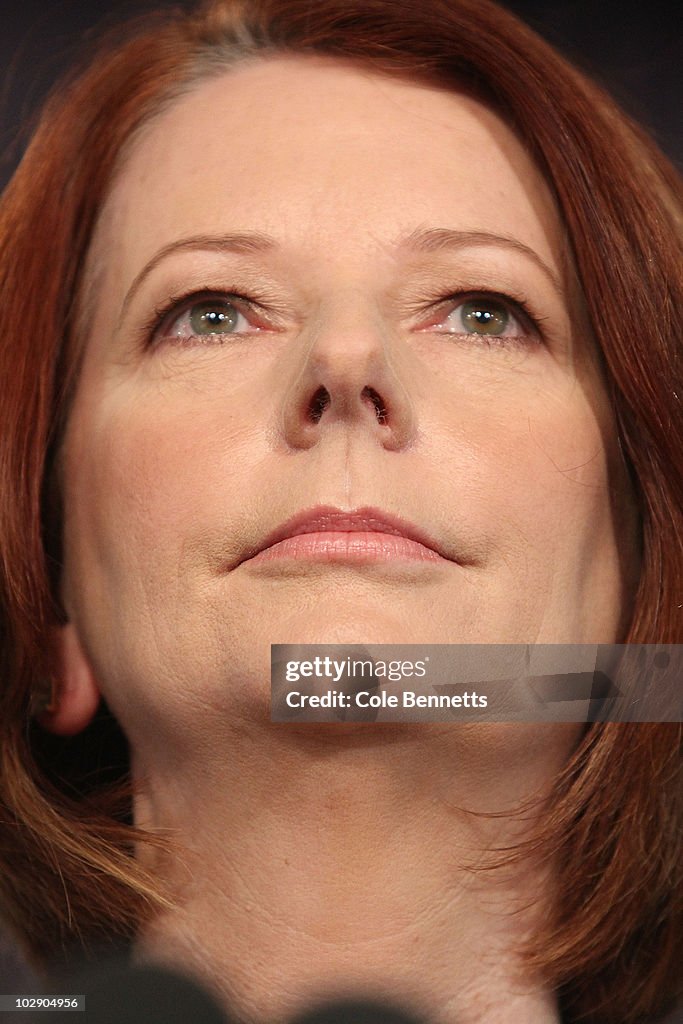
[[0, 2, 681, 1021]]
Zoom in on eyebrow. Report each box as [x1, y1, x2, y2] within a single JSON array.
[[396, 227, 563, 294], [119, 226, 563, 321]]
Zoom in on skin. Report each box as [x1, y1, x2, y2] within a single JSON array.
[[47, 56, 638, 1023]]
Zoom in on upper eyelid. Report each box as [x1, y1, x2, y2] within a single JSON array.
[[119, 239, 567, 331], [149, 291, 274, 340], [414, 291, 543, 335], [117, 232, 567, 325]]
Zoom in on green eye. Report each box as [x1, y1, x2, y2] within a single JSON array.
[[189, 300, 241, 335], [460, 298, 510, 336], [153, 291, 270, 347]]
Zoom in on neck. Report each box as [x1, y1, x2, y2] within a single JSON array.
[[132, 722, 575, 1023]]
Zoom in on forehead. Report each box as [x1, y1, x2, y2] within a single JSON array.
[[88, 54, 565, 301]]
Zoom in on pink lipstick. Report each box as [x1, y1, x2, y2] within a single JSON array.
[[244, 506, 447, 565]]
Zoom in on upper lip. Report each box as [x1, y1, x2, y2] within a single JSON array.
[[242, 505, 450, 563]]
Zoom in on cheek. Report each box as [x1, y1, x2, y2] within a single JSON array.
[[59, 384, 266, 748], [434, 363, 633, 638], [508, 394, 611, 529], [437, 366, 619, 544], [60, 382, 254, 623]]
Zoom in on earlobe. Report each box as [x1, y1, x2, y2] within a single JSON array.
[[36, 624, 102, 736]]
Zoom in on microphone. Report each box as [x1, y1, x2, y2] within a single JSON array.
[[38, 956, 428, 1024], [32, 960, 231, 1024], [289, 998, 426, 1024]]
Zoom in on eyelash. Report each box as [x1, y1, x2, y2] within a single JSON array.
[[142, 287, 545, 349], [421, 289, 544, 347], [141, 290, 271, 347]]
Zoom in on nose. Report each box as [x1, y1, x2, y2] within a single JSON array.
[[279, 314, 417, 451]]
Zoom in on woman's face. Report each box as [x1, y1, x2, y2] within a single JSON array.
[[59, 56, 637, 742]]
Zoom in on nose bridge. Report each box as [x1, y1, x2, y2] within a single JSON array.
[[278, 288, 417, 451], [306, 288, 390, 378]]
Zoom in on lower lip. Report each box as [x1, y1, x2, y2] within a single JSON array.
[[248, 531, 443, 564]]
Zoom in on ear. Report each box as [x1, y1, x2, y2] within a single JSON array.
[[37, 623, 102, 736]]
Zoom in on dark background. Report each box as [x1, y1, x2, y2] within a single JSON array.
[[0, 0, 681, 1020]]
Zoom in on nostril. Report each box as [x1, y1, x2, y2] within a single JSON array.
[[362, 386, 388, 424], [308, 386, 330, 423], [306, 386, 388, 425]]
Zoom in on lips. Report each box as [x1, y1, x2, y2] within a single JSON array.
[[240, 505, 450, 565]]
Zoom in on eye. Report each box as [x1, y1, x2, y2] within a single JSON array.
[[427, 293, 536, 343], [457, 297, 513, 336], [152, 294, 266, 345]]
